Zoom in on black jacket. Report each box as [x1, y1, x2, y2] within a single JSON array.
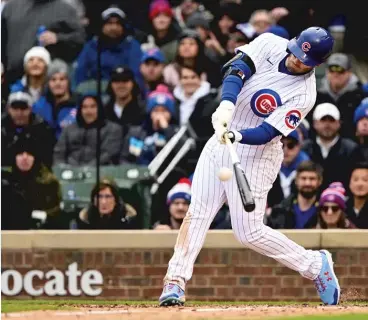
[[267, 175, 298, 208], [1, 169, 33, 230], [77, 203, 137, 230], [357, 143, 368, 162], [1, 113, 55, 167], [104, 97, 145, 137], [267, 193, 318, 229], [302, 137, 362, 190], [345, 198, 368, 229]]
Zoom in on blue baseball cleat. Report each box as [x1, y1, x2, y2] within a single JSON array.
[[159, 283, 186, 306], [314, 250, 341, 305]]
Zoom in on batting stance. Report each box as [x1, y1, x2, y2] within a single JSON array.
[[159, 27, 340, 306]]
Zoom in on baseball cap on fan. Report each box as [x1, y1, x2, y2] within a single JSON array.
[[327, 53, 351, 72], [141, 48, 165, 64], [110, 66, 135, 82], [7, 92, 33, 109], [313, 103, 340, 121]]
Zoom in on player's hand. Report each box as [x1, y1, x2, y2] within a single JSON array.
[[214, 125, 228, 144], [212, 100, 234, 129], [225, 130, 242, 144], [39, 31, 58, 45]]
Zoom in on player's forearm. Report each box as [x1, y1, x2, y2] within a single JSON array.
[[221, 75, 244, 104], [237, 122, 281, 145], [221, 53, 255, 104]]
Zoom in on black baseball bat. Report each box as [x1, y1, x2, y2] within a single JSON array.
[[224, 135, 256, 212]]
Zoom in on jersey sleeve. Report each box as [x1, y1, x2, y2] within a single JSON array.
[[235, 33, 277, 71], [264, 92, 316, 136]]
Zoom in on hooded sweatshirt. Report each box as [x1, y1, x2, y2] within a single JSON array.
[[53, 95, 123, 165], [173, 81, 211, 125], [319, 74, 361, 102]]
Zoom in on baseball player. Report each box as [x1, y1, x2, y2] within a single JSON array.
[[159, 27, 340, 306]]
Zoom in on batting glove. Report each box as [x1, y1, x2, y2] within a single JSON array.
[[223, 130, 242, 144], [212, 101, 235, 144], [212, 101, 234, 129]]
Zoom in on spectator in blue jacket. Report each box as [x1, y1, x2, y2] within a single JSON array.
[[33, 59, 79, 139], [74, 5, 143, 90]]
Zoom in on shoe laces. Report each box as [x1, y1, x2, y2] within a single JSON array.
[[165, 284, 182, 294]]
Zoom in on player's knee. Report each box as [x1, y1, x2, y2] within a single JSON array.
[[232, 224, 267, 246]]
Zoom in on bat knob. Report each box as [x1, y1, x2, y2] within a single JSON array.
[[244, 202, 255, 212]]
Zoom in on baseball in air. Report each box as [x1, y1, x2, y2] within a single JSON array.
[[217, 167, 233, 181]]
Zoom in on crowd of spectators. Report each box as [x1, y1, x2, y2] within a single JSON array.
[[1, 0, 367, 231]]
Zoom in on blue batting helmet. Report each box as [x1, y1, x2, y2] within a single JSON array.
[[287, 27, 334, 67]]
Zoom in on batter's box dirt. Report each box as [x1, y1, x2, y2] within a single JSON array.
[[2, 305, 368, 320]]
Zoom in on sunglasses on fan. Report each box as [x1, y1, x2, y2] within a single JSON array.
[[328, 65, 346, 74], [282, 140, 298, 149], [321, 205, 340, 213]]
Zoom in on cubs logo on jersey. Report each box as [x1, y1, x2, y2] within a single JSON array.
[[285, 110, 302, 129], [250, 89, 282, 118]]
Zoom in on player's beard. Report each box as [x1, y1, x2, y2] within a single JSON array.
[[299, 188, 318, 199]]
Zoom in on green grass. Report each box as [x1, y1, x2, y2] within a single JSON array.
[[1, 300, 368, 315]]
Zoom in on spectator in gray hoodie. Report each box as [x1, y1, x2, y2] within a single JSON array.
[[1, 0, 85, 83], [53, 94, 122, 166]]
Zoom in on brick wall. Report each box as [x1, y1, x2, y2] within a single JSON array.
[[2, 248, 368, 301]]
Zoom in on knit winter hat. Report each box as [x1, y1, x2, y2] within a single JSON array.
[[147, 85, 176, 116], [14, 136, 38, 158], [24, 46, 51, 66], [101, 5, 126, 23], [354, 97, 368, 124], [149, 0, 173, 20], [47, 59, 69, 79], [167, 178, 192, 204], [319, 182, 346, 210]]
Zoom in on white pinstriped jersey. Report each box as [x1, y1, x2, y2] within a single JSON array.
[[229, 33, 317, 139]]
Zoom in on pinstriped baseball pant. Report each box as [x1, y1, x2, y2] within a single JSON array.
[[164, 136, 322, 290]]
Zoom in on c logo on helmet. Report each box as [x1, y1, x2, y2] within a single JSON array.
[[302, 42, 311, 52], [250, 89, 282, 118], [285, 110, 302, 129]]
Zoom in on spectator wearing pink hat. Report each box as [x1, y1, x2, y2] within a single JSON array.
[[317, 182, 355, 229], [120, 85, 178, 165], [145, 0, 182, 64], [153, 178, 191, 230]]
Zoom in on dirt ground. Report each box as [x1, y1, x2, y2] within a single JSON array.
[[3, 305, 368, 320]]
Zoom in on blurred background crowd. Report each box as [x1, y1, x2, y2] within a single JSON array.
[[1, 0, 368, 231]]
